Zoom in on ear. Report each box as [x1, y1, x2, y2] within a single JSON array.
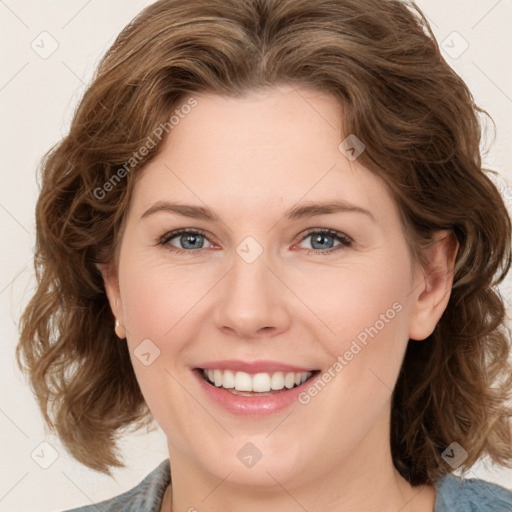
[[408, 230, 459, 341], [96, 263, 126, 339]]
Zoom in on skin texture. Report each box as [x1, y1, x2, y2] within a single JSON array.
[[99, 84, 458, 512]]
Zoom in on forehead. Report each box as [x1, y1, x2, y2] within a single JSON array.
[[129, 85, 398, 224]]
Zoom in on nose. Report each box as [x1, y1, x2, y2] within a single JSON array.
[[213, 245, 291, 340]]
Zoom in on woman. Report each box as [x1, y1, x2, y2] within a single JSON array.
[[17, 0, 512, 510]]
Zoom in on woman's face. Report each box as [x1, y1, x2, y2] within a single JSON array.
[[101, 84, 454, 488]]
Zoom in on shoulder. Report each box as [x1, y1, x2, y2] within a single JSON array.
[[60, 459, 171, 512], [435, 473, 512, 512]]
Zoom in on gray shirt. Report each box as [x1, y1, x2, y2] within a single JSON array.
[[61, 458, 512, 511]]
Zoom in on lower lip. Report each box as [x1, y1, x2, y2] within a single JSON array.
[[193, 369, 320, 416]]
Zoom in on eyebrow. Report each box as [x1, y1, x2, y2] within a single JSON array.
[[140, 199, 375, 222]]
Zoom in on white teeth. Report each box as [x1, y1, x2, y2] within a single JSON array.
[[235, 371, 253, 391], [284, 372, 296, 389], [271, 372, 285, 390], [213, 369, 223, 387], [202, 369, 313, 392], [222, 370, 235, 388]]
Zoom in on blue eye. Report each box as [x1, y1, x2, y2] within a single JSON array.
[[158, 228, 353, 255], [159, 229, 212, 253], [298, 228, 353, 254]]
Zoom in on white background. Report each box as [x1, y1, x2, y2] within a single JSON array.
[[1, 0, 511, 510]]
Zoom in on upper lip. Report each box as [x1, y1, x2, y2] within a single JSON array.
[[195, 359, 318, 374]]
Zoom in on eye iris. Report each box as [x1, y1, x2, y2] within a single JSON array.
[[311, 233, 334, 250], [181, 233, 203, 249]]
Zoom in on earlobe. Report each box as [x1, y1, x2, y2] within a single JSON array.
[[408, 230, 459, 341], [96, 263, 126, 339]]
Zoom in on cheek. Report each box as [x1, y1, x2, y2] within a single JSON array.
[[117, 262, 204, 416], [312, 256, 413, 399], [117, 269, 183, 405], [318, 268, 410, 354], [119, 259, 203, 339]]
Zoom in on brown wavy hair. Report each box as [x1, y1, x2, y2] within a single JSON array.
[[16, 0, 512, 484]]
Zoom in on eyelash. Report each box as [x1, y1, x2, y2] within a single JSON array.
[[158, 228, 353, 256]]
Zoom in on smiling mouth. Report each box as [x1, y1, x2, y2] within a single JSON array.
[[195, 368, 321, 396]]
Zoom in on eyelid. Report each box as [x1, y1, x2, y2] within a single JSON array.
[[158, 227, 353, 254], [297, 227, 352, 245], [294, 228, 353, 254], [158, 227, 215, 247]]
